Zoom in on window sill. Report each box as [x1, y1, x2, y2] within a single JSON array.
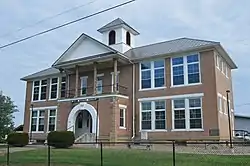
[[32, 100, 46, 103], [171, 129, 204, 132], [48, 98, 58, 101], [119, 127, 126, 130], [139, 129, 168, 132], [170, 82, 202, 88], [139, 87, 166, 91], [29, 131, 44, 134]]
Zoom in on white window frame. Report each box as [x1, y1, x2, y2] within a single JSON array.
[[111, 71, 120, 92], [172, 97, 203, 131], [140, 100, 166, 131], [29, 110, 45, 133], [80, 76, 88, 96], [47, 109, 57, 132], [32, 79, 47, 102], [223, 96, 227, 115], [139, 59, 165, 90], [171, 53, 201, 87], [60, 76, 67, 98], [96, 74, 104, 94], [119, 104, 127, 129], [216, 54, 220, 69], [225, 64, 228, 78], [49, 77, 59, 100], [218, 95, 223, 113]]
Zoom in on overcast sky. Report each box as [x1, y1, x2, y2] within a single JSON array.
[[0, 0, 250, 126]]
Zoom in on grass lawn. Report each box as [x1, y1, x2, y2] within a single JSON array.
[[0, 147, 249, 166]]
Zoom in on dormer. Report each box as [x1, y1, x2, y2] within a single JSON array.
[[97, 18, 139, 53]]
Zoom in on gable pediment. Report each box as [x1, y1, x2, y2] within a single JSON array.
[[53, 34, 116, 66]]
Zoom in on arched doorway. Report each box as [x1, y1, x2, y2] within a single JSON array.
[[67, 102, 99, 140], [75, 110, 93, 138]]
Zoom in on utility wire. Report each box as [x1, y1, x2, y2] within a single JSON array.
[[0, 0, 136, 50], [0, 0, 98, 39]]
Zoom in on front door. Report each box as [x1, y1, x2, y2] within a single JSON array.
[[75, 110, 92, 138]]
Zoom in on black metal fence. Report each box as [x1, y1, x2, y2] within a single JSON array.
[[1, 141, 250, 166]]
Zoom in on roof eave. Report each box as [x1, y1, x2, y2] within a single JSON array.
[[97, 24, 140, 35], [215, 44, 237, 69], [20, 72, 61, 81]]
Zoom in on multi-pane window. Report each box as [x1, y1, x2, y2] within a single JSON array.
[[32, 79, 47, 101], [50, 78, 58, 99], [48, 109, 56, 131], [140, 60, 165, 89], [40, 80, 47, 100], [218, 96, 222, 113], [189, 98, 202, 129], [33, 81, 40, 101], [96, 76, 103, 94], [216, 54, 220, 68], [225, 65, 228, 77], [219, 57, 223, 71], [154, 101, 166, 129], [172, 57, 184, 85], [119, 108, 126, 128], [141, 100, 166, 130], [31, 110, 45, 132], [172, 54, 200, 86], [61, 77, 66, 98], [173, 99, 186, 129], [172, 97, 203, 130], [187, 55, 200, 84], [81, 77, 87, 95]]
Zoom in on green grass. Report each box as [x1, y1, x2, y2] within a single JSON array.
[[0, 147, 249, 166]]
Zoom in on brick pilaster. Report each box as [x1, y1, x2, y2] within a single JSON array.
[[110, 97, 118, 142]]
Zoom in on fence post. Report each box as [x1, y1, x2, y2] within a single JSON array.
[[100, 142, 103, 166], [48, 145, 51, 166], [172, 141, 176, 166], [6, 144, 10, 166]]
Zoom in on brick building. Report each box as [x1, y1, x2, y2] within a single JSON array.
[[21, 18, 237, 142]]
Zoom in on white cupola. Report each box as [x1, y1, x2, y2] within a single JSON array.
[[97, 18, 139, 53]]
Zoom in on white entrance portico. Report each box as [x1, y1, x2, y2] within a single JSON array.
[[67, 102, 99, 141]]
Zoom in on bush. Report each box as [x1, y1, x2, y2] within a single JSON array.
[[7, 132, 29, 147], [47, 131, 75, 148], [175, 140, 187, 146]]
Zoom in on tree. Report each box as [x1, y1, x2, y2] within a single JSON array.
[[0, 91, 18, 140]]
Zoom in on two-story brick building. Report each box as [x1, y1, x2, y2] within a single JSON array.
[[21, 18, 237, 142]]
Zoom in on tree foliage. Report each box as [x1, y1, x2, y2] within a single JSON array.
[[0, 91, 18, 140]]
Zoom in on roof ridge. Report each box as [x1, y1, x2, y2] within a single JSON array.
[[182, 37, 220, 44], [130, 37, 188, 50], [129, 37, 219, 51]]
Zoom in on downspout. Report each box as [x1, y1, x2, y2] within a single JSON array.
[[131, 63, 135, 140]]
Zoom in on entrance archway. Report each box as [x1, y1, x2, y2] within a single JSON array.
[[67, 102, 99, 138]]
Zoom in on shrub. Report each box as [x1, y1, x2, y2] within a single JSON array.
[[7, 132, 29, 147], [175, 140, 187, 146], [47, 131, 75, 148]]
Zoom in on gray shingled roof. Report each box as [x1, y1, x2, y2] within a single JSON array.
[[97, 18, 139, 35], [21, 37, 237, 81], [125, 37, 219, 60], [21, 67, 60, 81]]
